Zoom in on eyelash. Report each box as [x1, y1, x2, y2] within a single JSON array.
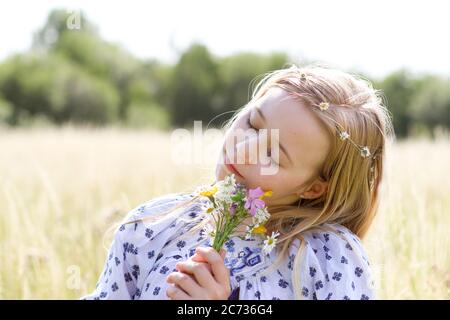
[[246, 116, 256, 129], [246, 116, 277, 164]]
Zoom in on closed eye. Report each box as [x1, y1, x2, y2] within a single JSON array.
[[246, 115, 279, 165]]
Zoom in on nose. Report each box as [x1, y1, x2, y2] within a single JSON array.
[[233, 135, 260, 165]]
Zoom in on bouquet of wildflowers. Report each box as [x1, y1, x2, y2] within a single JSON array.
[[196, 174, 280, 255]]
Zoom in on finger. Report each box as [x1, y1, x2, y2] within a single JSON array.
[[166, 271, 203, 297], [175, 260, 216, 290], [219, 248, 226, 260], [191, 249, 226, 266], [191, 252, 207, 262], [166, 284, 191, 300], [191, 254, 212, 271], [195, 247, 230, 285]]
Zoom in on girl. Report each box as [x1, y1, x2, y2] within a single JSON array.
[[82, 64, 394, 300]]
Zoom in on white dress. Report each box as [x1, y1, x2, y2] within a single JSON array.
[[81, 192, 375, 300]]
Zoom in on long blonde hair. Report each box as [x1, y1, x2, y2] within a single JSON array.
[[122, 63, 395, 299]]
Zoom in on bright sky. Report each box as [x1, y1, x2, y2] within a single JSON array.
[[0, 0, 448, 79]]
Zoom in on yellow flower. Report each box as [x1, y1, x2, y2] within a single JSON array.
[[206, 207, 214, 213], [251, 225, 267, 234], [259, 190, 273, 200], [200, 186, 218, 197]]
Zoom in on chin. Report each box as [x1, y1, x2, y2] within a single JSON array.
[[215, 164, 246, 185]]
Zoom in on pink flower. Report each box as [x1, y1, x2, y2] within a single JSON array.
[[245, 187, 266, 216]]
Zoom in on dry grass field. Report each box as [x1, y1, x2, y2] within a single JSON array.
[[0, 126, 448, 299]]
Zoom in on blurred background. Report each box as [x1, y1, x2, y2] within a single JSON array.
[[0, 0, 448, 299]]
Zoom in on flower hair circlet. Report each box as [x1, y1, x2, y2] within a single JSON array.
[[313, 100, 375, 158], [312, 100, 379, 191]]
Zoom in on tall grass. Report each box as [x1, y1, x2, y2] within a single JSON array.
[[0, 126, 448, 299]]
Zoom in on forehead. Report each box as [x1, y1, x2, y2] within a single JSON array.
[[255, 87, 331, 171]]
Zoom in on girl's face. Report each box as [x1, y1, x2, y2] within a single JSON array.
[[215, 87, 331, 207]]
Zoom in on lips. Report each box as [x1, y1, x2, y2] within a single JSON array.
[[225, 162, 243, 178]]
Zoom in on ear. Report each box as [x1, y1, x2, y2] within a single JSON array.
[[297, 179, 328, 200]]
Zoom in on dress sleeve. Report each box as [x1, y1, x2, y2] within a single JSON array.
[[81, 226, 137, 300], [298, 227, 375, 300], [81, 192, 194, 300]]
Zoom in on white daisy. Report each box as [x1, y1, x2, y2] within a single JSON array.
[[223, 174, 236, 188], [244, 225, 254, 240], [213, 174, 237, 205], [339, 131, 350, 141], [213, 189, 232, 205], [262, 231, 280, 255], [253, 207, 270, 225], [318, 102, 329, 111], [360, 146, 371, 158]]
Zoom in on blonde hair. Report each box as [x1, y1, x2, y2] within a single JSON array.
[[122, 63, 395, 299]]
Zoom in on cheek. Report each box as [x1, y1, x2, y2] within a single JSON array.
[[243, 171, 282, 192], [258, 170, 305, 198]]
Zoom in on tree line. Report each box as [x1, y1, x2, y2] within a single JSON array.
[[0, 9, 449, 139]]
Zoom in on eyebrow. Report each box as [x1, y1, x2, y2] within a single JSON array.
[[255, 107, 293, 166]]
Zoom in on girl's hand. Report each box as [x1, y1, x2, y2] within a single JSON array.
[[165, 247, 231, 300]]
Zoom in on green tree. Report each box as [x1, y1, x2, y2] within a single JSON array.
[[375, 70, 416, 138], [32, 9, 98, 50], [168, 43, 223, 128], [32, 9, 167, 126], [217, 52, 289, 125], [0, 53, 119, 125], [0, 95, 13, 125], [409, 76, 450, 137]]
